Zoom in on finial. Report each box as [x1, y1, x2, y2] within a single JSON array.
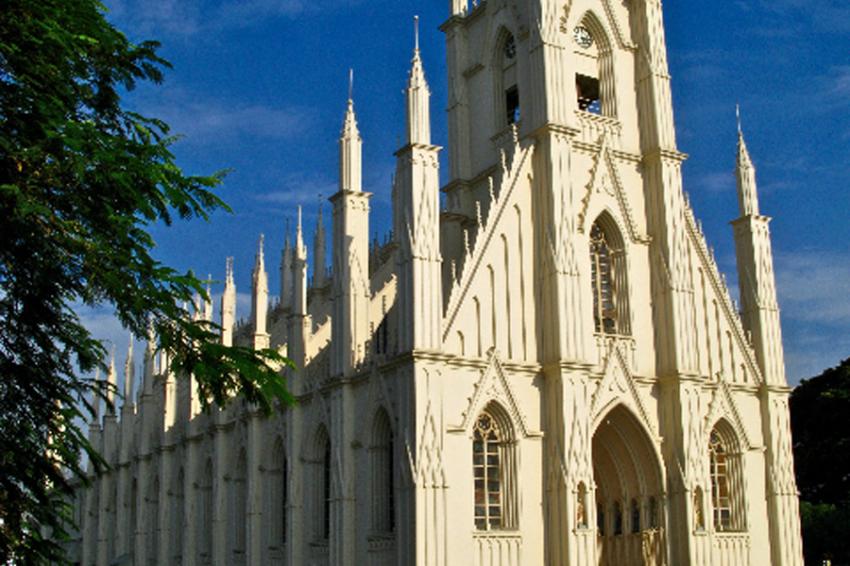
[[414, 15, 420, 52], [258, 233, 265, 256], [348, 68, 354, 101], [297, 205, 303, 233]]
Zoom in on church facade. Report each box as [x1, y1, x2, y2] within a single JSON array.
[[71, 1, 805, 565]]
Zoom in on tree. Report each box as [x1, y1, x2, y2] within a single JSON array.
[[0, 1, 292, 562], [790, 357, 850, 564]]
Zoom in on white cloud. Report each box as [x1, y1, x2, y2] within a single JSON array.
[[255, 173, 337, 206], [143, 94, 312, 146], [106, 0, 360, 38], [776, 251, 850, 325]]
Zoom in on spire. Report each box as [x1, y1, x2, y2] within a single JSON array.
[[406, 15, 431, 146], [295, 206, 307, 260], [339, 71, 363, 192], [123, 335, 134, 405], [106, 347, 117, 414], [203, 276, 213, 322], [735, 105, 760, 217], [221, 256, 236, 347], [313, 198, 327, 288], [143, 320, 155, 394], [292, 206, 308, 317], [281, 217, 293, 309], [252, 234, 269, 348]]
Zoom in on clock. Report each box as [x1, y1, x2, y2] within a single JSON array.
[[504, 36, 517, 60], [574, 26, 593, 49]]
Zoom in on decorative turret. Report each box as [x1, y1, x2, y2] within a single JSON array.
[[331, 74, 372, 375], [339, 70, 362, 193], [293, 207, 308, 317], [313, 201, 328, 288], [731, 111, 785, 386], [122, 336, 135, 407], [407, 17, 431, 146], [251, 234, 270, 350], [280, 219, 293, 309], [394, 17, 443, 352], [221, 256, 236, 347], [288, 207, 309, 373]]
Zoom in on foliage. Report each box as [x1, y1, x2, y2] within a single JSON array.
[[0, 1, 292, 563], [791, 358, 850, 565]]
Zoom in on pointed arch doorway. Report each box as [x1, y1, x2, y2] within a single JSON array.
[[592, 405, 665, 566]]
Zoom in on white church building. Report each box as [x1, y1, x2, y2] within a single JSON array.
[[71, 0, 805, 564]]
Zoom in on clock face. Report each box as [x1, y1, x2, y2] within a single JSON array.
[[504, 36, 517, 60], [574, 26, 593, 49]]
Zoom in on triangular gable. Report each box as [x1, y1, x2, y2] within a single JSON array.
[[703, 380, 754, 450], [449, 350, 541, 438], [590, 339, 655, 436], [578, 134, 649, 244]]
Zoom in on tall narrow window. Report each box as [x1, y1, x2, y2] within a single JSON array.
[[572, 17, 617, 117], [147, 477, 159, 566], [372, 409, 395, 533], [232, 451, 247, 565], [590, 222, 616, 333], [323, 439, 331, 540], [709, 431, 732, 531], [172, 469, 184, 563], [576, 482, 588, 528], [500, 33, 520, 126], [597, 501, 606, 535], [267, 439, 287, 549], [648, 496, 659, 529], [473, 411, 503, 530], [612, 500, 623, 535], [199, 461, 213, 563]]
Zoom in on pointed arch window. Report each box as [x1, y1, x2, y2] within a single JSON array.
[[267, 439, 287, 549], [313, 428, 331, 542], [498, 32, 520, 127], [172, 469, 184, 563], [371, 409, 395, 534], [590, 218, 630, 335], [709, 425, 746, 532], [572, 16, 617, 117], [231, 450, 247, 564], [473, 404, 517, 531], [199, 460, 213, 563]]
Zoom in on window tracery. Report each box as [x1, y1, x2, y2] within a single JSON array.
[[590, 219, 630, 335], [710, 431, 732, 531]]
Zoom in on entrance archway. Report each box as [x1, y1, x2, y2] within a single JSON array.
[[593, 405, 665, 566]]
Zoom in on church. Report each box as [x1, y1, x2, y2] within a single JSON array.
[[71, 0, 806, 564]]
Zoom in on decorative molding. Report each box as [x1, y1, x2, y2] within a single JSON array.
[[590, 339, 655, 437], [450, 350, 541, 438]]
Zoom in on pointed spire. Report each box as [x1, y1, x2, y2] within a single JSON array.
[[252, 234, 269, 346], [123, 335, 134, 405], [292, 205, 308, 317], [340, 70, 363, 192], [106, 347, 117, 414], [203, 276, 213, 322], [313, 198, 327, 288], [221, 256, 236, 347], [406, 15, 431, 146], [735, 106, 760, 217], [295, 206, 307, 260], [281, 217, 293, 308]]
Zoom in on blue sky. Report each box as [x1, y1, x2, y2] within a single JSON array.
[[86, 0, 850, 385]]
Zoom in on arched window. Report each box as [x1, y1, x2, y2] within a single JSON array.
[[709, 423, 747, 532], [709, 431, 732, 531], [590, 217, 630, 335], [473, 404, 517, 530], [612, 500, 623, 535], [267, 439, 287, 549], [648, 496, 659, 529], [314, 427, 331, 542], [231, 450, 247, 564], [498, 32, 520, 127], [147, 477, 159, 565], [597, 501, 606, 535], [199, 460, 213, 563], [172, 469, 184, 563], [572, 15, 616, 117], [371, 408, 395, 534]]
